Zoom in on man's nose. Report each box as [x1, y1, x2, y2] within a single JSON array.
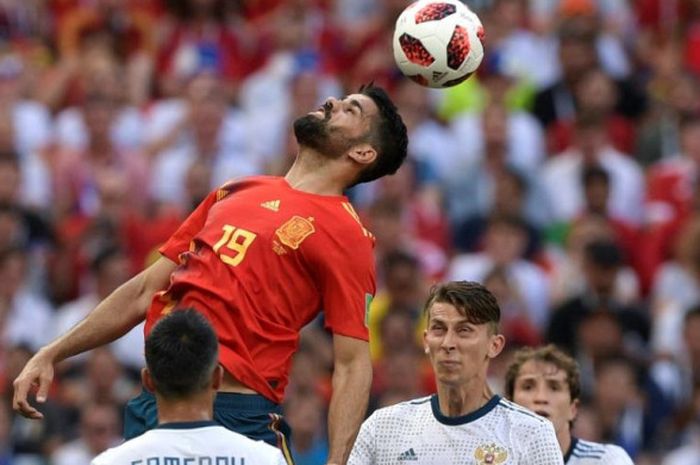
[[533, 386, 549, 402], [325, 97, 340, 110], [440, 330, 457, 351]]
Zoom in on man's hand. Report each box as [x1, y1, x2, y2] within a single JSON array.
[[13, 257, 177, 419], [12, 349, 56, 419]]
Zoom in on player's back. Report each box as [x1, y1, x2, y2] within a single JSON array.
[[565, 438, 634, 465], [91, 422, 287, 465]]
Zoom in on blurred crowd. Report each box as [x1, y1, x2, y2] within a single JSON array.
[[0, 0, 698, 464]]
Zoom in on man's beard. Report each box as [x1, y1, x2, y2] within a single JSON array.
[[293, 111, 356, 159]]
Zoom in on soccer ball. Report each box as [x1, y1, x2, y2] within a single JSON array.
[[393, 0, 485, 88]]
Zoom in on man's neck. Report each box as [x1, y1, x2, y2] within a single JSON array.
[[156, 393, 214, 425], [285, 151, 350, 196], [559, 430, 573, 459], [436, 378, 492, 417]]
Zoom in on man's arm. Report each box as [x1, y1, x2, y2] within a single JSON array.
[[13, 256, 176, 419], [326, 334, 373, 465]]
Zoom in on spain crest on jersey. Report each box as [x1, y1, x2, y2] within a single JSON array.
[[275, 216, 315, 250], [474, 443, 508, 465]]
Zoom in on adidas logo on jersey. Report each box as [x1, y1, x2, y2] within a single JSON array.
[[397, 448, 418, 461], [261, 200, 280, 212]]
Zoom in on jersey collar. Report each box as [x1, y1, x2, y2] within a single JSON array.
[[156, 420, 218, 430], [564, 437, 578, 464], [430, 394, 501, 425]]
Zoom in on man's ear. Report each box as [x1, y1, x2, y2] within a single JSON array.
[[347, 143, 377, 166], [142, 368, 156, 393], [487, 333, 506, 359], [569, 397, 579, 423], [211, 365, 224, 391]]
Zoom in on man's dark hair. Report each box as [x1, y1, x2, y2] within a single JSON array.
[[423, 281, 501, 333], [486, 213, 529, 234], [382, 250, 420, 275], [574, 110, 606, 131], [89, 244, 125, 274], [680, 111, 700, 131], [583, 239, 623, 269], [582, 164, 610, 188], [684, 305, 700, 325], [353, 84, 409, 186], [145, 308, 219, 399]]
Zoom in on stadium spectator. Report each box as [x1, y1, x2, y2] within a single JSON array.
[[540, 111, 644, 226], [449, 214, 551, 331], [590, 354, 666, 458], [51, 401, 121, 465], [52, 246, 144, 372], [546, 239, 649, 357], [286, 390, 329, 465]]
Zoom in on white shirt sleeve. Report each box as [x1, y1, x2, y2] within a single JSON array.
[[524, 420, 565, 465], [274, 449, 288, 465], [90, 452, 107, 465], [348, 413, 377, 465]]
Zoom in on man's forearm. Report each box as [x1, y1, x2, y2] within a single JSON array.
[[327, 357, 372, 464], [44, 268, 159, 362]]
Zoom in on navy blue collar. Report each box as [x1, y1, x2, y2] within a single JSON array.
[[156, 420, 218, 430], [564, 437, 578, 464], [431, 394, 501, 425]]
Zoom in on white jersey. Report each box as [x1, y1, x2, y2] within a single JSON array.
[[565, 437, 634, 465], [91, 421, 287, 465], [349, 395, 563, 465]]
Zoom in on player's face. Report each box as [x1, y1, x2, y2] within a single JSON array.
[[423, 302, 503, 387], [293, 94, 378, 158], [511, 360, 578, 436]]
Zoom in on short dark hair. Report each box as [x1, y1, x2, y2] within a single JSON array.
[[145, 308, 219, 399], [353, 84, 408, 186], [582, 164, 610, 188], [423, 281, 500, 332], [679, 111, 700, 132], [574, 110, 606, 131], [685, 305, 700, 325], [89, 244, 125, 274], [504, 344, 581, 402], [583, 239, 623, 269]]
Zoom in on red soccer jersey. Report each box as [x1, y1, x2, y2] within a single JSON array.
[[145, 176, 375, 403]]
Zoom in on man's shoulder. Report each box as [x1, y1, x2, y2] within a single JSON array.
[[315, 200, 375, 245], [217, 175, 281, 196], [494, 398, 551, 428], [569, 438, 633, 464], [369, 395, 433, 421]]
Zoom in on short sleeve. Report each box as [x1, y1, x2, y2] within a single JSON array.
[[348, 413, 376, 465], [90, 452, 107, 465], [158, 188, 220, 262], [524, 420, 565, 465], [317, 232, 375, 341], [276, 450, 288, 465]]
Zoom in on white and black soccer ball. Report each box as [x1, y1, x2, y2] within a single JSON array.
[[393, 0, 485, 88]]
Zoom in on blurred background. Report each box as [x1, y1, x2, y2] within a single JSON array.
[[0, 0, 697, 464]]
